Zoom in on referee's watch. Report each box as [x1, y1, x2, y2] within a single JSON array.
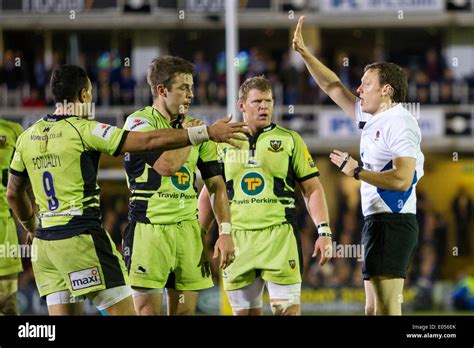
[[354, 166, 363, 180]]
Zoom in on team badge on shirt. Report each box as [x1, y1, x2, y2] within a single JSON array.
[[375, 130, 381, 141], [289, 260, 296, 269], [268, 140, 283, 152], [0, 136, 6, 147]]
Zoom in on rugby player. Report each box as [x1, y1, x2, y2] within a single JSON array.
[[6, 64, 247, 315]]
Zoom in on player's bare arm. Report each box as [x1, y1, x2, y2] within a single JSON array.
[[292, 15, 357, 119], [120, 115, 248, 154], [198, 186, 216, 233], [152, 119, 204, 176], [6, 174, 37, 241], [330, 150, 416, 191], [298, 177, 332, 266], [203, 176, 235, 270]]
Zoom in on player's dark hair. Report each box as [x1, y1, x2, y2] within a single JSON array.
[[50, 64, 89, 103], [364, 62, 408, 103], [147, 56, 195, 99], [239, 75, 273, 101]]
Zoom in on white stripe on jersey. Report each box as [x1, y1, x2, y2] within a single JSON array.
[[355, 99, 424, 216]]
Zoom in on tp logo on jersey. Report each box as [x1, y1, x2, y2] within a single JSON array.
[[172, 166, 191, 191], [241, 172, 265, 196]]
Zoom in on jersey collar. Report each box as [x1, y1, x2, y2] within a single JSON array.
[[150, 106, 184, 128], [246, 123, 276, 148], [43, 114, 78, 122]]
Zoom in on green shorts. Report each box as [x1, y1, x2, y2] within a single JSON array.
[[223, 223, 302, 291], [124, 220, 213, 291], [0, 215, 23, 277], [32, 227, 128, 298]]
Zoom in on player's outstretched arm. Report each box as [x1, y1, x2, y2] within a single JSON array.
[[120, 115, 248, 154], [204, 176, 235, 270], [292, 15, 357, 119], [299, 177, 333, 266]]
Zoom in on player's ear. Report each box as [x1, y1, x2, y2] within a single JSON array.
[[157, 84, 167, 98], [237, 99, 245, 112], [382, 84, 393, 97], [78, 88, 87, 103]]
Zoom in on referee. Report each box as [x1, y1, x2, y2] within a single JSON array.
[[293, 16, 424, 315]]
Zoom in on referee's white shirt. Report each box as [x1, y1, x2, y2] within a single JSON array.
[[355, 99, 424, 217]]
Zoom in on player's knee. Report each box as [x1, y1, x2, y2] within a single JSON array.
[[270, 301, 300, 316], [88, 285, 134, 315], [267, 282, 301, 316], [1, 293, 19, 316], [131, 287, 163, 315], [365, 304, 375, 316]]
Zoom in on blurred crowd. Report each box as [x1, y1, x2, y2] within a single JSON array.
[[2, 45, 473, 108]]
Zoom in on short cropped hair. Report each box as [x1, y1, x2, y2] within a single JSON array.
[[364, 62, 408, 103], [147, 56, 195, 99], [238, 75, 273, 101], [50, 65, 89, 103]]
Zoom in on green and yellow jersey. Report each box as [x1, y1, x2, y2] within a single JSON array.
[[0, 119, 24, 218], [123, 106, 221, 225], [219, 123, 319, 230], [9, 115, 128, 239]]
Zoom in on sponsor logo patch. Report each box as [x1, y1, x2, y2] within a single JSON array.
[[241, 172, 265, 196], [125, 117, 150, 131], [304, 147, 316, 168], [69, 266, 102, 291], [171, 166, 191, 191], [92, 123, 115, 140]]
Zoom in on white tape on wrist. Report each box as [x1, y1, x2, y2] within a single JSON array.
[[187, 125, 209, 145], [20, 214, 39, 232], [318, 226, 332, 237], [219, 222, 232, 235]]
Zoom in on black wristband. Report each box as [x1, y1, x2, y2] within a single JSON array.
[[354, 166, 363, 180]]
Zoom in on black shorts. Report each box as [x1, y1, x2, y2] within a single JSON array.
[[361, 213, 418, 280]]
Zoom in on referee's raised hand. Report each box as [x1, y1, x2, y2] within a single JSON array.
[[292, 16, 308, 55]]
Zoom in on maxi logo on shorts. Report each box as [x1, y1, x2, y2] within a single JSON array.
[[241, 172, 265, 196], [171, 166, 191, 191], [69, 266, 102, 291]]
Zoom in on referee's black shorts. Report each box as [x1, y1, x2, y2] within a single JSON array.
[[361, 213, 418, 280]]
